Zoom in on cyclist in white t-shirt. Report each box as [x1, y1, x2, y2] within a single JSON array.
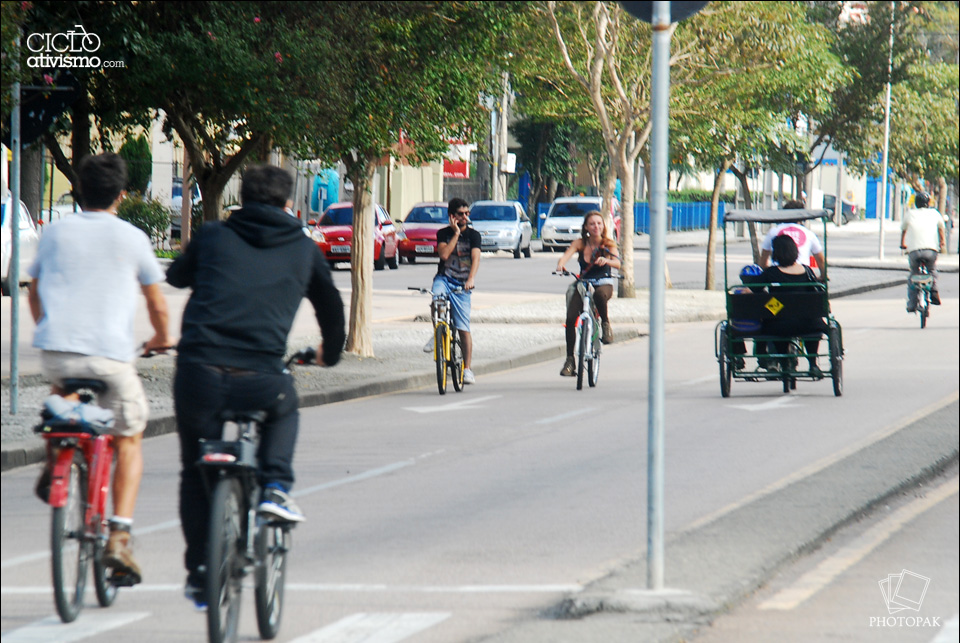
[[900, 191, 946, 311], [760, 200, 826, 281]]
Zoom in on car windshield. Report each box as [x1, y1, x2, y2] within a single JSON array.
[[549, 202, 598, 218], [319, 207, 354, 226], [470, 205, 516, 222], [405, 206, 446, 223]]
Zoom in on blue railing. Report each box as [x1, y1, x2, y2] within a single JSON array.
[[535, 201, 724, 237]]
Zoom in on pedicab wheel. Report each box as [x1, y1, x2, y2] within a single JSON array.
[[718, 326, 732, 398], [52, 452, 90, 623], [829, 325, 843, 397], [435, 325, 448, 395], [207, 478, 244, 643], [576, 326, 587, 391], [255, 522, 289, 640], [451, 335, 465, 392]]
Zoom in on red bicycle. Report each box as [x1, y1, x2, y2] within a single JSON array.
[[35, 378, 135, 623]]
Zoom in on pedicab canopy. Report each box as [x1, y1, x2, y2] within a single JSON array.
[[724, 209, 830, 224]]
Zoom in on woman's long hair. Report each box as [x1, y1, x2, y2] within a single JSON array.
[[580, 211, 617, 250]]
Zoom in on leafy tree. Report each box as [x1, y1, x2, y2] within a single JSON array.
[[118, 135, 152, 194], [299, 1, 521, 357]]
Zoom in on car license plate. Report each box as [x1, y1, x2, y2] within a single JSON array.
[[415, 245, 433, 253], [331, 245, 350, 254]]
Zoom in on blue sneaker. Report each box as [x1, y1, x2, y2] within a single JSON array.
[[184, 582, 207, 611], [258, 486, 305, 523]]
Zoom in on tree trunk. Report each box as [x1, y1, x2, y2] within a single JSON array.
[[345, 160, 377, 358], [936, 177, 947, 215], [731, 164, 760, 262], [616, 151, 636, 298], [705, 159, 733, 291], [21, 143, 43, 224]]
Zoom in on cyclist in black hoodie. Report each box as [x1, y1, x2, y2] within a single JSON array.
[[167, 165, 345, 608]]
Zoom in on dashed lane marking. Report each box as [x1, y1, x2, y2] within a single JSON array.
[[1, 612, 148, 642], [288, 613, 451, 643]]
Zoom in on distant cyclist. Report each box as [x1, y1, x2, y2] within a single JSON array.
[[555, 210, 621, 377], [28, 153, 172, 584], [167, 165, 345, 609], [900, 191, 946, 311]]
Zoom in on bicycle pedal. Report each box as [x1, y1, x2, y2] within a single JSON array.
[[110, 571, 140, 587]]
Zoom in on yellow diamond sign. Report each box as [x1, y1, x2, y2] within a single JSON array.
[[765, 297, 784, 316]]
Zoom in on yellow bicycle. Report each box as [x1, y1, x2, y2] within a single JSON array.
[[410, 286, 465, 394]]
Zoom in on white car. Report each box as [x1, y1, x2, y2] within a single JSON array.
[[1, 198, 40, 295], [540, 196, 622, 252], [42, 192, 80, 223], [469, 200, 533, 258]]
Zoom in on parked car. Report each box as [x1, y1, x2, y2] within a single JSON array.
[[822, 195, 859, 225], [1, 198, 40, 295], [41, 192, 79, 223], [469, 200, 533, 258], [309, 201, 399, 270], [540, 196, 621, 252], [397, 202, 447, 264], [169, 178, 202, 240]]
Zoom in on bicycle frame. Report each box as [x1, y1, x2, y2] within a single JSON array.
[[45, 432, 113, 523], [574, 280, 602, 356], [431, 294, 453, 362]]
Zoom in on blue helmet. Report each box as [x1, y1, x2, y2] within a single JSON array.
[[740, 264, 763, 279]]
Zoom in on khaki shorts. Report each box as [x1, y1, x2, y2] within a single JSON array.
[[40, 351, 148, 437]]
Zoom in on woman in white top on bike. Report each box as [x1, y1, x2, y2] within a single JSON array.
[[555, 211, 621, 377]]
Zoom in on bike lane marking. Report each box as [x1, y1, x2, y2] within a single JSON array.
[[287, 612, 450, 643], [403, 395, 501, 413], [1, 611, 148, 642], [758, 476, 958, 610]]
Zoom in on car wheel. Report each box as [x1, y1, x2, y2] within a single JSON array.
[[513, 243, 521, 259], [387, 247, 399, 270], [374, 246, 386, 271], [523, 243, 532, 258]]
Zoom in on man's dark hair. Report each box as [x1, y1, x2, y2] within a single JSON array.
[[784, 199, 805, 209], [78, 153, 128, 210], [241, 165, 295, 208], [448, 197, 469, 214], [771, 234, 800, 266], [914, 192, 930, 208]]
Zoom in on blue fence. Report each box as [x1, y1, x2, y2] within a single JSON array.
[[535, 201, 724, 237]]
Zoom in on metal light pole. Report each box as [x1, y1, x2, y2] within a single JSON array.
[[647, 0, 671, 591], [878, 1, 894, 260], [9, 38, 22, 414]]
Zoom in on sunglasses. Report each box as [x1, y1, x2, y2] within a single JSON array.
[[453, 210, 469, 217]]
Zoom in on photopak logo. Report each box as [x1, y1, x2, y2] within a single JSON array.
[[26, 25, 124, 69], [870, 569, 940, 628]]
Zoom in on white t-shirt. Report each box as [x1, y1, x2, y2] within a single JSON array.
[[761, 223, 823, 267], [900, 207, 945, 253], [28, 210, 165, 362]]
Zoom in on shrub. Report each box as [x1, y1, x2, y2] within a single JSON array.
[[118, 136, 152, 194], [668, 189, 736, 203], [118, 194, 170, 248]]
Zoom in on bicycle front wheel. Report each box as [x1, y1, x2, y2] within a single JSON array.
[[255, 523, 289, 640], [435, 324, 448, 395], [207, 478, 244, 643], [51, 452, 90, 623], [93, 532, 118, 607], [576, 321, 587, 391]]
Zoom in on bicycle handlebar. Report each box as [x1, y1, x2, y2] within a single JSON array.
[[408, 285, 465, 295], [285, 347, 318, 367]]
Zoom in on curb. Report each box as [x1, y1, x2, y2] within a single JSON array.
[[1, 343, 566, 472], [482, 397, 959, 643]]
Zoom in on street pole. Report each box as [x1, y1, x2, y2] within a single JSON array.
[[497, 71, 510, 202], [878, 1, 894, 260], [9, 38, 22, 414], [647, 0, 670, 591]]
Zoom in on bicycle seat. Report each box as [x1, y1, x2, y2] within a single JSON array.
[[60, 378, 108, 395], [219, 410, 268, 424]]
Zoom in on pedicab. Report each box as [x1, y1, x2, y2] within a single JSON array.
[[714, 208, 844, 397]]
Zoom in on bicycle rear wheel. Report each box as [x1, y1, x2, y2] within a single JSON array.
[[51, 451, 90, 623], [435, 325, 448, 395], [255, 523, 289, 640], [207, 478, 244, 643], [919, 294, 928, 329], [451, 333, 465, 392]]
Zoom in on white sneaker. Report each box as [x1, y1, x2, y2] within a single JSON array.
[[462, 368, 475, 385], [423, 337, 434, 353]]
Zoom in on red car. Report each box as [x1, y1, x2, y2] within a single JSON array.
[[397, 202, 447, 264], [309, 202, 400, 270]]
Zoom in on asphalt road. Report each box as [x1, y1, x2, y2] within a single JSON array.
[[2, 281, 957, 642]]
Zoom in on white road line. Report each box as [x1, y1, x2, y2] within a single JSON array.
[[534, 407, 597, 425], [288, 613, 451, 643], [2, 583, 582, 595], [930, 614, 959, 643], [1, 612, 148, 642], [728, 396, 804, 412], [758, 476, 959, 611], [403, 395, 501, 414], [1, 455, 440, 571], [681, 391, 959, 535]]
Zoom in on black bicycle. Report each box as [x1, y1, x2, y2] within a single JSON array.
[[199, 348, 316, 643]]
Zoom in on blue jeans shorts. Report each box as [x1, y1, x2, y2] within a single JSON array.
[[432, 274, 471, 332]]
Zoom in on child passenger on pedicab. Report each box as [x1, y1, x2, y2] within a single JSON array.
[[752, 235, 828, 375]]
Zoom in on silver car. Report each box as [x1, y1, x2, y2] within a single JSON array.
[[540, 196, 622, 252], [1, 198, 40, 296], [469, 200, 533, 258]]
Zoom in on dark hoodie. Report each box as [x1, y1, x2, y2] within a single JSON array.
[[167, 202, 345, 372]]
